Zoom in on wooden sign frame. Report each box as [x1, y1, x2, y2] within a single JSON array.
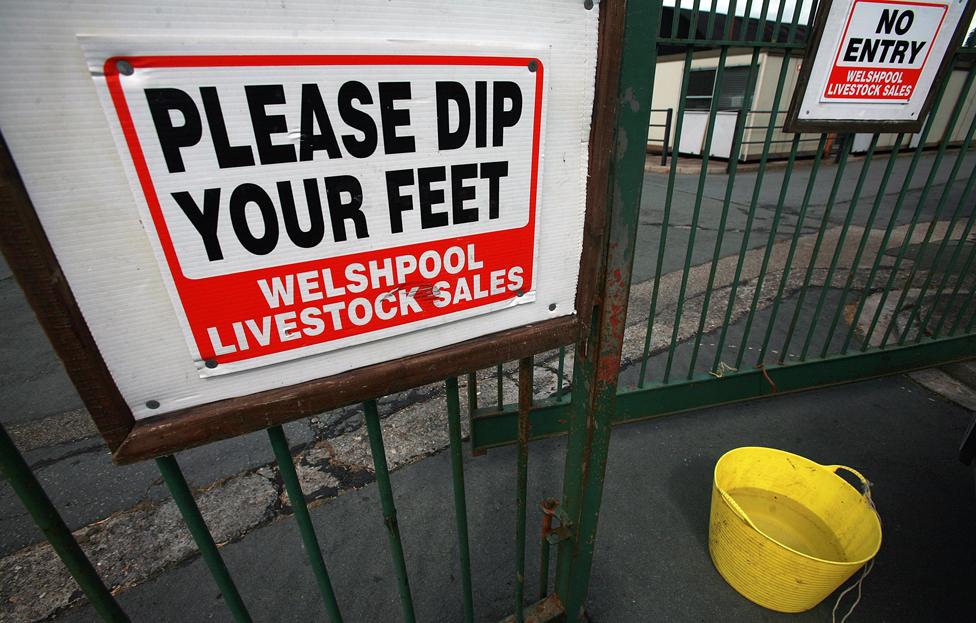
[[0, 6, 618, 464], [785, 0, 976, 134]]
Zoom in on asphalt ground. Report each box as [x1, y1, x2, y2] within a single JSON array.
[[52, 373, 976, 623]]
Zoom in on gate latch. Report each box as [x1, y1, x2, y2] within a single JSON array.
[[540, 498, 574, 545]]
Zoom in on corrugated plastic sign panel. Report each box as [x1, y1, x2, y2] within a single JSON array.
[[0, 1, 599, 419]]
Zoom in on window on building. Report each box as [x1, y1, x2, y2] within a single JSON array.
[[685, 66, 753, 111]]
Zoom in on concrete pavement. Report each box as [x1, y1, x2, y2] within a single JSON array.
[[45, 373, 976, 623]]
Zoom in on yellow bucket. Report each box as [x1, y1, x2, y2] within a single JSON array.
[[708, 447, 882, 613]]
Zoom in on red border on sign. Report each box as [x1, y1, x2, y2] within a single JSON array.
[[103, 55, 545, 366], [824, 0, 949, 100]]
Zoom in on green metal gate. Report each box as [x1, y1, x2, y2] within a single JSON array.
[[2, 1, 976, 622]]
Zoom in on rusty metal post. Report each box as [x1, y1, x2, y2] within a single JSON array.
[[554, 0, 661, 620]]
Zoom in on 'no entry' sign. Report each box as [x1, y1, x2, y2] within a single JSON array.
[[787, 0, 974, 132]]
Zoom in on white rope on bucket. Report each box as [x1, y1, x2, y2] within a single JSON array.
[[831, 476, 879, 623]]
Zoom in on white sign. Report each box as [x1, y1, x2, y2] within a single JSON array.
[[792, 0, 970, 127], [88, 45, 546, 376], [0, 1, 599, 418]]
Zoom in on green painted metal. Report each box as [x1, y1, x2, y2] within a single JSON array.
[[758, 134, 828, 362], [267, 425, 344, 623], [857, 71, 961, 349], [638, 46, 694, 387], [890, 106, 976, 346], [155, 455, 252, 623], [923, 160, 976, 339], [445, 378, 475, 623], [687, 46, 760, 378], [470, 333, 976, 451], [0, 423, 129, 623], [712, 40, 799, 371], [733, 133, 801, 367], [781, 136, 854, 361], [663, 45, 731, 382], [823, 135, 905, 355], [515, 358, 533, 623], [362, 399, 416, 623], [497, 363, 505, 409], [555, 2, 661, 620], [800, 135, 877, 360]]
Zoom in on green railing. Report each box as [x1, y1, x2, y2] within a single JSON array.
[[3, 2, 976, 622], [472, 0, 976, 447]]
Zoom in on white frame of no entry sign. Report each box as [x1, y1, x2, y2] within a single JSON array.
[[786, 0, 976, 133]]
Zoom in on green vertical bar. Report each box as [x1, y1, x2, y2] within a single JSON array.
[[740, 0, 755, 42], [891, 107, 976, 345], [267, 426, 343, 623], [704, 0, 717, 40], [823, 135, 905, 354], [757, 134, 829, 362], [557, 346, 566, 398], [663, 45, 731, 383], [842, 84, 950, 353], [687, 48, 761, 378], [947, 257, 976, 333], [496, 363, 504, 409], [862, 65, 975, 349], [710, 46, 796, 370], [769, 0, 787, 43], [922, 161, 976, 339], [0, 424, 128, 623], [514, 358, 532, 623], [362, 400, 416, 623], [800, 134, 879, 360], [786, 0, 806, 43], [445, 378, 474, 623], [937, 239, 976, 337], [155, 456, 252, 623], [723, 0, 739, 40], [731, 134, 801, 367], [965, 295, 976, 333], [638, 48, 694, 387], [556, 1, 660, 619], [780, 137, 853, 362], [755, 0, 772, 42], [466, 371, 478, 415]]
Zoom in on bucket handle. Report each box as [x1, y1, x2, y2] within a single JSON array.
[[825, 464, 873, 502], [717, 488, 762, 532]]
